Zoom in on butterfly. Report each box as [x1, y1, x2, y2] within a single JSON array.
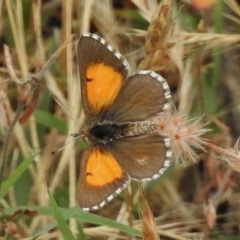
[[76, 33, 172, 211]]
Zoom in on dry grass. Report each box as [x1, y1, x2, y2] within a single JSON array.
[[0, 0, 240, 239]]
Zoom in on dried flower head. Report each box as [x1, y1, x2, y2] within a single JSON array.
[[208, 139, 240, 172], [203, 199, 217, 229], [139, 0, 175, 72], [141, 189, 160, 240], [157, 111, 209, 164]]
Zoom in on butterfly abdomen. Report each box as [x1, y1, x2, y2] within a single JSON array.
[[120, 121, 157, 137]]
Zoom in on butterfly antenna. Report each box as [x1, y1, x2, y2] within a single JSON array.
[[51, 138, 76, 155], [52, 94, 79, 126]]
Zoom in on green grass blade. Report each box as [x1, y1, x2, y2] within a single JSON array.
[[72, 208, 142, 237], [0, 155, 35, 198], [49, 193, 76, 240], [9, 205, 142, 238]]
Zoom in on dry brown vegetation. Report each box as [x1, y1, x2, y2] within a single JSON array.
[[1, 0, 240, 239]]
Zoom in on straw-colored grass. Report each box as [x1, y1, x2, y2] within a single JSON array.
[[1, 0, 240, 239]]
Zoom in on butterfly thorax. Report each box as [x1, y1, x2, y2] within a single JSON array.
[[90, 121, 157, 143]]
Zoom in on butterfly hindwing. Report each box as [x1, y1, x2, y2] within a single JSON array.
[[77, 144, 129, 210], [109, 133, 171, 180]]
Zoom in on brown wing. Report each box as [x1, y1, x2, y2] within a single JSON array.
[[78, 33, 130, 122], [77, 144, 129, 211], [109, 133, 171, 180], [106, 70, 171, 122]]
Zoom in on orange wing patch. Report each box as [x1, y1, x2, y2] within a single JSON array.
[[86, 63, 123, 114], [86, 146, 124, 187]]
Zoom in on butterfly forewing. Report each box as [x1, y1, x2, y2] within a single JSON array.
[[78, 33, 130, 121], [106, 70, 171, 122]]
